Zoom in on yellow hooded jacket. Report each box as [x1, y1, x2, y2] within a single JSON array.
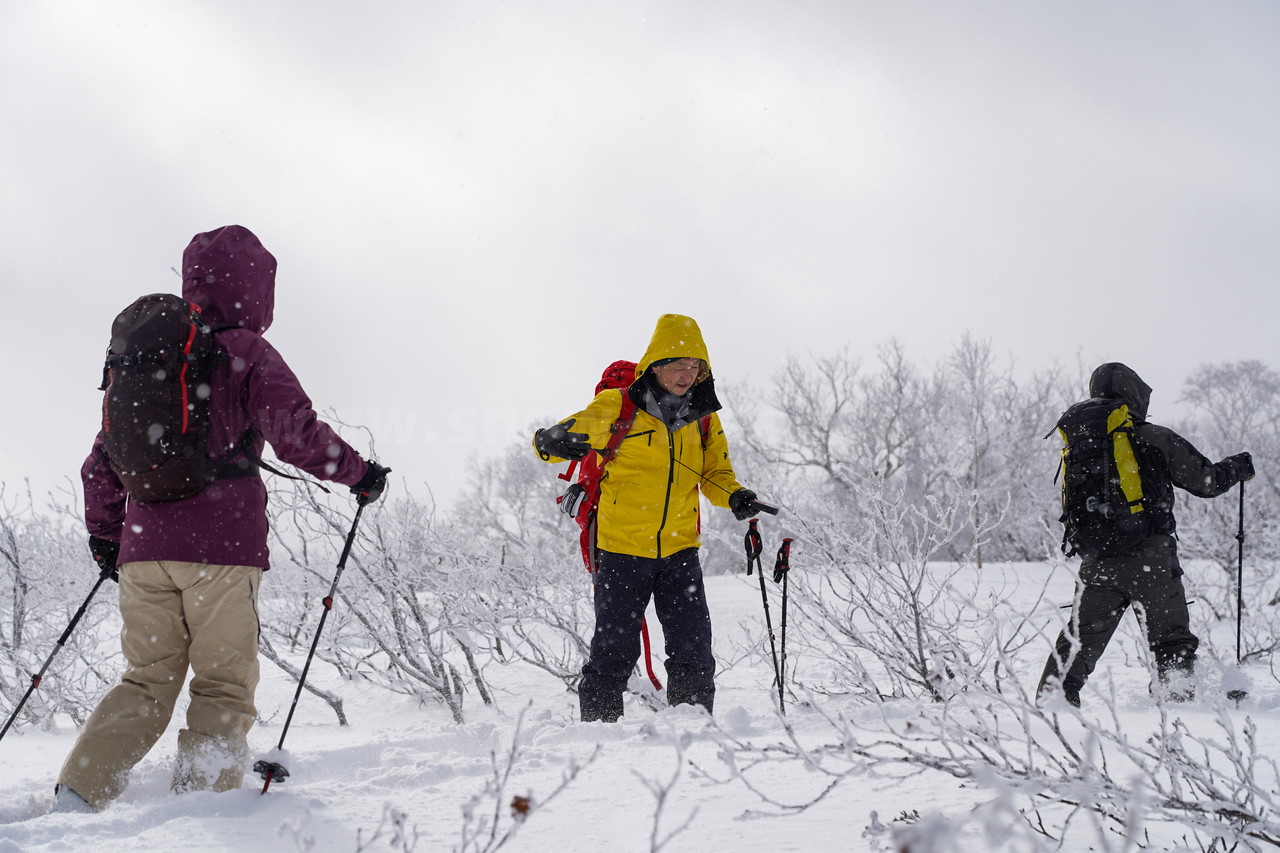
[[537, 314, 744, 559]]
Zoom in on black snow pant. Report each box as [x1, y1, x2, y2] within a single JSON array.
[[1039, 535, 1198, 696], [579, 548, 716, 723]]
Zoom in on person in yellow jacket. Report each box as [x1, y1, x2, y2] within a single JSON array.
[[534, 314, 771, 722]]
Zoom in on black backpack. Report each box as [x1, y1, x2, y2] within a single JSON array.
[[1050, 397, 1152, 558], [99, 294, 255, 502]]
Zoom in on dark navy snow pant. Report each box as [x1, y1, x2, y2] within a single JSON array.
[[1039, 535, 1198, 695], [579, 548, 716, 723]]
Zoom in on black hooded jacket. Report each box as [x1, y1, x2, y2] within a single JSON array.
[[1089, 362, 1244, 539]]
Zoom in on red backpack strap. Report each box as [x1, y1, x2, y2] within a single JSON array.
[[599, 392, 637, 464], [570, 391, 636, 563], [568, 390, 637, 510]]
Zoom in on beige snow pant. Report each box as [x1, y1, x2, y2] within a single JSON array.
[[57, 560, 262, 809]]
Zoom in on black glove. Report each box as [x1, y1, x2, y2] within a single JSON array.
[[1226, 452, 1255, 482], [89, 535, 120, 583], [352, 461, 392, 505], [534, 418, 592, 461], [729, 489, 763, 521]]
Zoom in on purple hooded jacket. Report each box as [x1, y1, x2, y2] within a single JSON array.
[[82, 225, 368, 569]]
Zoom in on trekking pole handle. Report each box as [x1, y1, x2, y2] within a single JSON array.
[[744, 518, 763, 574], [773, 537, 792, 583], [1237, 479, 1246, 544]]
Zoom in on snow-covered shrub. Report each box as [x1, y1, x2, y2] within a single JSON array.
[[778, 471, 1027, 701], [452, 440, 595, 694], [724, 339, 1068, 568], [1172, 360, 1280, 675], [708, 653, 1280, 851], [263, 482, 497, 725], [258, 433, 601, 725], [0, 483, 118, 731]]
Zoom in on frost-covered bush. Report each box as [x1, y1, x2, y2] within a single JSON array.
[[257, 435, 600, 725], [1172, 360, 1280, 671], [774, 471, 1040, 702], [452, 441, 595, 693], [0, 483, 119, 731], [724, 338, 1069, 568], [264, 483, 499, 725]]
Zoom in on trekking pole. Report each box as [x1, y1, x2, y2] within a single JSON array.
[[772, 538, 793, 712], [1, 573, 110, 745], [1235, 480, 1245, 666], [255, 501, 367, 794], [744, 519, 783, 714]]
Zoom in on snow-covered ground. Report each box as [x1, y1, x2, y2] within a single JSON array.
[[1, 563, 1276, 852]]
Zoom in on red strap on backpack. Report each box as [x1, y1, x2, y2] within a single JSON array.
[[601, 395, 637, 463], [567, 394, 637, 539]]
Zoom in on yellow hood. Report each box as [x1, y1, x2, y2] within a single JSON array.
[[636, 314, 712, 379]]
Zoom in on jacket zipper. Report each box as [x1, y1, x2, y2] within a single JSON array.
[[655, 429, 676, 558]]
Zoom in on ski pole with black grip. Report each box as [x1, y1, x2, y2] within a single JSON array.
[[255, 500, 367, 794], [1236, 480, 1245, 666], [1224, 480, 1250, 704], [1, 573, 110, 745], [744, 518, 783, 714], [773, 538, 793, 713]]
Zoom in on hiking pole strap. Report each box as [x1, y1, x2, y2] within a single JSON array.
[[772, 538, 791, 584], [744, 519, 763, 576]]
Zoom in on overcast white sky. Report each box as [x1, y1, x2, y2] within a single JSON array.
[[2, 1, 1278, 508]]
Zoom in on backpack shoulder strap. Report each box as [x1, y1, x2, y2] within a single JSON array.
[[599, 391, 637, 464]]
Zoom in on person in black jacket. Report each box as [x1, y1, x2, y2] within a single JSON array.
[[1038, 362, 1254, 708]]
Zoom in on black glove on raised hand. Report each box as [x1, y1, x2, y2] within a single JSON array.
[[89, 535, 120, 583], [1226, 452, 1255, 482], [729, 488, 762, 521], [534, 418, 592, 461], [352, 461, 392, 505]]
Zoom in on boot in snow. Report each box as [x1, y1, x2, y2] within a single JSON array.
[[48, 785, 96, 814]]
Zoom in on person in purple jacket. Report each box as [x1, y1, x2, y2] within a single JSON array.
[[51, 225, 390, 813]]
